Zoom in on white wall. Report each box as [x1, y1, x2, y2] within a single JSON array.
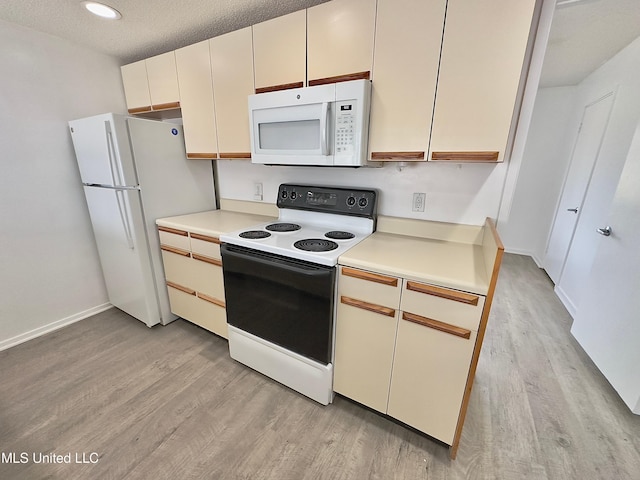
[[499, 86, 578, 264], [501, 34, 640, 266], [218, 159, 509, 225], [0, 20, 127, 349]]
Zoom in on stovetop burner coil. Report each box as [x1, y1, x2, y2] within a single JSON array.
[[293, 238, 339, 252], [265, 223, 302, 232], [325, 231, 355, 240], [239, 230, 271, 239]]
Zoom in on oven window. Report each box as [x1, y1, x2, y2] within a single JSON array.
[[221, 244, 335, 365]]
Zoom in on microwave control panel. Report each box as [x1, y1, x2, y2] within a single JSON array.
[[335, 101, 357, 155]]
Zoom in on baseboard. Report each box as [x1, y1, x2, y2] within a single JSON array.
[[0, 303, 113, 352], [554, 285, 576, 319], [503, 247, 545, 269]]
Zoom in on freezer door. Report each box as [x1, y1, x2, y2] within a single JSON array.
[[83, 185, 161, 327], [69, 113, 138, 187]]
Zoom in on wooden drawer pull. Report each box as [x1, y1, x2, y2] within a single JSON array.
[[160, 244, 190, 257], [308, 71, 370, 87], [197, 292, 226, 308], [166, 281, 195, 296], [341, 296, 396, 318], [341, 267, 398, 287], [430, 151, 499, 162], [406, 281, 479, 306], [191, 233, 221, 244], [158, 226, 188, 236], [402, 312, 471, 339], [192, 253, 222, 267], [218, 152, 252, 159]]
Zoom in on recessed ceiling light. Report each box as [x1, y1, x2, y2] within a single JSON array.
[[83, 2, 122, 20]]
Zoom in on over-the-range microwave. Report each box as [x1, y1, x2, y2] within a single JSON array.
[[248, 79, 372, 167]]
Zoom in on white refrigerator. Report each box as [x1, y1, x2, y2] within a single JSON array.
[[68, 113, 216, 327]]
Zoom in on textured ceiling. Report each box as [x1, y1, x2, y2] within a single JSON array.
[[540, 0, 640, 87], [0, 0, 328, 65], [0, 0, 639, 86]]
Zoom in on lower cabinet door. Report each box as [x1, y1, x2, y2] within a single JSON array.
[[387, 312, 476, 445], [333, 299, 398, 413], [167, 284, 228, 339]]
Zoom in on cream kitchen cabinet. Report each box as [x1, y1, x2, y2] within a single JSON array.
[[306, 0, 376, 85], [333, 267, 402, 413], [175, 41, 218, 159], [158, 226, 227, 338], [121, 51, 181, 114], [334, 266, 484, 448], [210, 27, 254, 159], [429, 0, 537, 162], [335, 217, 504, 459], [368, 0, 446, 162], [252, 10, 306, 93]]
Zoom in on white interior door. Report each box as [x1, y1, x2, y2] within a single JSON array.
[[543, 92, 615, 284], [571, 120, 640, 414]]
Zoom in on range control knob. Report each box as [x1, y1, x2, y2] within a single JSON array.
[[281, 190, 288, 199], [346, 196, 356, 207], [290, 191, 297, 200], [358, 197, 368, 208]]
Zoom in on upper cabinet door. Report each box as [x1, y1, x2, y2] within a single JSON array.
[[175, 41, 218, 159], [368, 0, 446, 162], [121, 60, 152, 113], [429, 0, 537, 163], [210, 27, 254, 159], [252, 10, 306, 92], [307, 0, 377, 85], [145, 51, 181, 110]]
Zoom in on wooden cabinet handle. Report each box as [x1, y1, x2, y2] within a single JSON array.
[[406, 281, 479, 306], [197, 292, 226, 308], [341, 267, 398, 287], [190, 233, 221, 244], [255, 81, 304, 94], [192, 253, 222, 267], [308, 71, 370, 87], [160, 244, 190, 257], [218, 152, 252, 159], [187, 153, 218, 159], [166, 281, 195, 296], [370, 151, 425, 161], [151, 101, 181, 111], [341, 296, 396, 318], [402, 312, 471, 339], [158, 226, 188, 236], [431, 151, 499, 162], [128, 106, 152, 114]]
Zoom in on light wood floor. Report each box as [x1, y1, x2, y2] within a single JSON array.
[[1, 254, 639, 479]]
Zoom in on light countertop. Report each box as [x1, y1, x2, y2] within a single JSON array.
[[156, 209, 276, 237], [338, 231, 490, 296]]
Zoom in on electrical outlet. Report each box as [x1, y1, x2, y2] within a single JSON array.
[[254, 182, 263, 201], [412, 193, 426, 212]]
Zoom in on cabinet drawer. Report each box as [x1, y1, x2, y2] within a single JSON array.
[[158, 226, 190, 251], [387, 315, 476, 445], [338, 266, 401, 309], [400, 280, 484, 331], [334, 300, 398, 413], [190, 233, 221, 259], [167, 284, 228, 338], [190, 254, 225, 299], [161, 248, 194, 287]]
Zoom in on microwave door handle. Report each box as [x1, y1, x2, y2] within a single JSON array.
[[320, 102, 330, 155]]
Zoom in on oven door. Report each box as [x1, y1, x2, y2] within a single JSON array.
[[221, 243, 335, 365]]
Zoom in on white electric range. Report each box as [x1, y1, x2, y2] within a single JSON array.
[[220, 184, 377, 405]]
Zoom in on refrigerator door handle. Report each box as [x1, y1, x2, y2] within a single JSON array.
[[105, 120, 125, 187], [115, 189, 135, 250]]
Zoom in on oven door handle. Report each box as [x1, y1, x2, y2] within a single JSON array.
[[222, 244, 333, 276]]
